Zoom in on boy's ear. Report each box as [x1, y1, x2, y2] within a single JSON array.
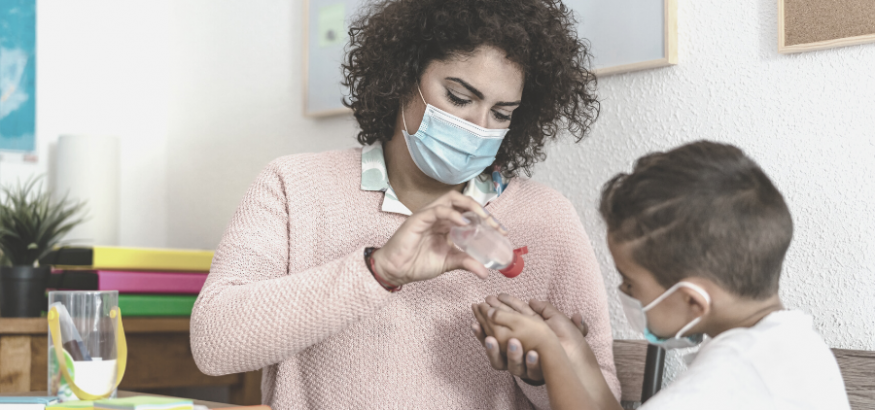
[[678, 278, 713, 318]]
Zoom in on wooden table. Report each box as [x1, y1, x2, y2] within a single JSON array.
[[0, 318, 260, 405], [0, 390, 239, 408]]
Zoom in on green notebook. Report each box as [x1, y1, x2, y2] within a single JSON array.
[[47, 401, 93, 410], [95, 397, 192, 410], [118, 295, 197, 316]]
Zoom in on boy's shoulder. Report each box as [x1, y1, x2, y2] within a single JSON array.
[[641, 310, 850, 410]]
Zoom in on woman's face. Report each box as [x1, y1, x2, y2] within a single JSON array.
[[404, 45, 524, 132]]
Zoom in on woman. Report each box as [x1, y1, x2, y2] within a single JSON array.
[[191, 0, 619, 408]]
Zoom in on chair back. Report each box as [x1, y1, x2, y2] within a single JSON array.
[[613, 340, 665, 407], [833, 348, 875, 410]]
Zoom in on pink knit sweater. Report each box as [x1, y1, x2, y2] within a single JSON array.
[[191, 148, 620, 409]]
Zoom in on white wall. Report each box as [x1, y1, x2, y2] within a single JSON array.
[[8, 1, 175, 248], [163, 0, 358, 249], [533, 0, 875, 384], [21, 0, 358, 250], [28, 0, 874, 389]]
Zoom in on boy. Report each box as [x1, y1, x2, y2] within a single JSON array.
[[474, 141, 850, 409]]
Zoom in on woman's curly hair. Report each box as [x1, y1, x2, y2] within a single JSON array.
[[342, 0, 599, 177]]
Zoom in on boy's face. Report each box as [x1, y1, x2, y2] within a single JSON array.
[[607, 233, 707, 339]]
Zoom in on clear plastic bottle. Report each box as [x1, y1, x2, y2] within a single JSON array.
[[450, 211, 527, 277]]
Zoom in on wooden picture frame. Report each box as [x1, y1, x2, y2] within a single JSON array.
[[303, 0, 354, 118], [588, 0, 678, 77], [778, 0, 875, 54]]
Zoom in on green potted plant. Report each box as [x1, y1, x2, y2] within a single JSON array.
[[0, 176, 86, 317]]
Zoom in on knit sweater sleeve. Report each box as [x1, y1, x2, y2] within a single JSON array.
[[190, 159, 394, 376], [515, 195, 621, 408]]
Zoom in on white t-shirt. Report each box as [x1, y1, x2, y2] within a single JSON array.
[[640, 310, 850, 410]]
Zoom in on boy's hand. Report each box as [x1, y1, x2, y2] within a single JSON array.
[[528, 300, 599, 380], [475, 302, 557, 353], [472, 294, 594, 383]]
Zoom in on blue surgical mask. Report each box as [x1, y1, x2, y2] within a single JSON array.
[[402, 86, 509, 185], [618, 281, 711, 350]]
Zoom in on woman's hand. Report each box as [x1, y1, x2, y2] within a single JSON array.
[[372, 190, 505, 286]]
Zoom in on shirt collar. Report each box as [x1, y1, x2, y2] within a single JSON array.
[[361, 143, 499, 216]]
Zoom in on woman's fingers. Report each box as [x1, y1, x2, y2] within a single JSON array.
[[572, 313, 589, 337], [525, 351, 544, 381], [425, 204, 471, 228], [424, 190, 484, 215], [484, 336, 507, 370], [475, 305, 510, 371], [506, 338, 526, 377], [451, 251, 489, 279], [481, 209, 509, 235], [472, 304, 491, 339], [423, 191, 507, 235], [472, 321, 486, 344]]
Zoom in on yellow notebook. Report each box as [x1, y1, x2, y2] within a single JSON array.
[[47, 401, 93, 410], [42, 246, 215, 272]]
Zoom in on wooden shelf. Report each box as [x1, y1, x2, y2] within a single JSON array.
[[0, 317, 192, 335], [0, 316, 260, 405]]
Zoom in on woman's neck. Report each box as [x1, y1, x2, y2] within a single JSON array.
[[383, 134, 465, 213]]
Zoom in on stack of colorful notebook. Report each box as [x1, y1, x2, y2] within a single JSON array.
[[44, 246, 214, 316], [0, 396, 59, 410]]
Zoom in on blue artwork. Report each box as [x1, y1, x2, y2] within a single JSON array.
[[0, 0, 36, 152]]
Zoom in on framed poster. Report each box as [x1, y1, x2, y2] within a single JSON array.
[[304, 0, 359, 117], [0, 0, 37, 152], [778, 0, 875, 54], [569, 0, 677, 77], [303, 0, 678, 117]]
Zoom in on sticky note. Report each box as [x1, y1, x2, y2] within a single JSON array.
[[318, 3, 346, 48]]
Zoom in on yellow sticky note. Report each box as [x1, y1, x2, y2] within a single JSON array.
[[318, 3, 346, 48]]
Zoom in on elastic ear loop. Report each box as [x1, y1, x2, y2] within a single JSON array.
[[402, 85, 429, 134], [642, 282, 711, 339], [48, 306, 128, 400]]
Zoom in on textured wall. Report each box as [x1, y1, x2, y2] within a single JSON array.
[[162, 0, 358, 250], [532, 0, 875, 385], [41, 0, 871, 389]]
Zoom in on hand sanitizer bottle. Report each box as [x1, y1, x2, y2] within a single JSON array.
[[450, 211, 528, 277]]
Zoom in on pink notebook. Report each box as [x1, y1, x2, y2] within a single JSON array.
[[51, 270, 207, 294]]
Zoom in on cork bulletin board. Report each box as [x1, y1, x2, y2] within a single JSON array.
[[779, 0, 875, 54]]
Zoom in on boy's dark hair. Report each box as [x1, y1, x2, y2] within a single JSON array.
[[342, 0, 599, 177], [599, 141, 793, 299]]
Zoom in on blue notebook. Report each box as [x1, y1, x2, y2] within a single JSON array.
[[0, 397, 59, 410], [0, 398, 59, 404]]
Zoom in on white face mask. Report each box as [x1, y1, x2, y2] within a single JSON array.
[[401, 86, 509, 185], [618, 281, 711, 350]]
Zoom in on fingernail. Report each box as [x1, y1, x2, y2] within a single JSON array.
[[509, 343, 517, 352], [471, 322, 479, 334], [461, 216, 471, 224], [486, 340, 494, 350], [499, 222, 508, 232], [527, 352, 537, 363], [488, 308, 495, 318]]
